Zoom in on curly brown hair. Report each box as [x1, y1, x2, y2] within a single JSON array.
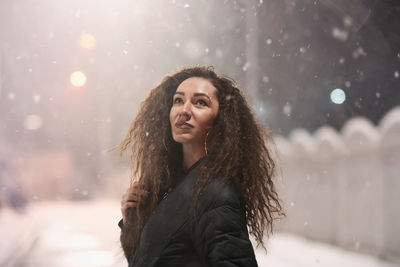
[[119, 66, 284, 259]]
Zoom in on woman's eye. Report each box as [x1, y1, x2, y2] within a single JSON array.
[[195, 99, 208, 106], [173, 97, 183, 104]]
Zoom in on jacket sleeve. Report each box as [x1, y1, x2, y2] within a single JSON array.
[[191, 183, 258, 267]]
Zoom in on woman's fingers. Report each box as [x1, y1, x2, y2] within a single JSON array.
[[126, 194, 148, 204], [125, 185, 149, 200], [121, 182, 150, 221], [121, 185, 149, 207], [122, 186, 148, 201]]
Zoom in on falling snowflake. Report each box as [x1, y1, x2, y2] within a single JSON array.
[[283, 102, 291, 116], [242, 62, 250, 71], [332, 27, 348, 42], [343, 16, 353, 27], [352, 47, 367, 59]]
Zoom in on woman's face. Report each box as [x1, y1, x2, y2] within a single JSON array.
[[169, 77, 219, 145]]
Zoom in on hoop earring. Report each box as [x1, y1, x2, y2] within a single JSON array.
[[204, 131, 210, 156]]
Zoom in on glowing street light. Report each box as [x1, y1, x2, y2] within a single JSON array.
[[70, 71, 87, 87], [79, 33, 96, 49]]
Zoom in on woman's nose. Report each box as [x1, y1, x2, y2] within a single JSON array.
[[179, 102, 192, 119]]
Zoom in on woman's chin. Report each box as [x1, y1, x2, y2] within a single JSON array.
[[173, 137, 191, 144], [172, 135, 202, 145]]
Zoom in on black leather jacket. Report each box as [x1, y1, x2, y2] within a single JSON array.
[[119, 158, 258, 267]]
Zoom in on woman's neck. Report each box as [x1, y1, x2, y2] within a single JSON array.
[[182, 143, 205, 172]]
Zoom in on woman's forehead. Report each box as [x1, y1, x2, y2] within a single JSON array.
[[175, 77, 217, 96]]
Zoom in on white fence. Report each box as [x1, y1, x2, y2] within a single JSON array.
[[274, 107, 400, 262]]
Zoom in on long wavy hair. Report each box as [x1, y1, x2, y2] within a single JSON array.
[[119, 66, 284, 259]]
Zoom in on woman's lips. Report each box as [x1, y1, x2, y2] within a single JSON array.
[[175, 122, 194, 129]]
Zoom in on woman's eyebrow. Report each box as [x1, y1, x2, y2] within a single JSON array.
[[173, 92, 211, 101], [193, 93, 211, 101]]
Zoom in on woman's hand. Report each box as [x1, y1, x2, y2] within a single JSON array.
[[121, 181, 149, 224]]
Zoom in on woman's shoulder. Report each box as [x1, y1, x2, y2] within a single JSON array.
[[198, 178, 243, 211]]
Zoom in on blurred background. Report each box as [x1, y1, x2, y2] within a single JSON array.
[[0, 0, 399, 266]]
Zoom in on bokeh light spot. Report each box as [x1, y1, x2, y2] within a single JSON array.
[[79, 34, 96, 49], [330, 88, 346, 104], [24, 114, 43, 130], [70, 71, 87, 87]]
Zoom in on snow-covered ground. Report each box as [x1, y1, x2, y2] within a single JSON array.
[[0, 200, 397, 267]]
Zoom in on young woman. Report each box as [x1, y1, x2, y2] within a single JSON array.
[[118, 66, 284, 267]]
